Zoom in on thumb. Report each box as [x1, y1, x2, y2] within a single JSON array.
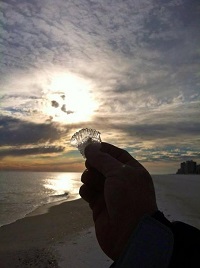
[[85, 143, 123, 177]]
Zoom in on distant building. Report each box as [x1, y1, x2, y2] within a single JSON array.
[[176, 160, 199, 174]]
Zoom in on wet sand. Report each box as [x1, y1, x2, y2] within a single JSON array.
[[0, 198, 96, 267]]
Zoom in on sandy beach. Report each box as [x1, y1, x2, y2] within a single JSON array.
[[0, 175, 200, 268], [0, 198, 111, 267], [153, 175, 200, 229]]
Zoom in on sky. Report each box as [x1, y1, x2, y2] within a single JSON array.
[[0, 0, 200, 174]]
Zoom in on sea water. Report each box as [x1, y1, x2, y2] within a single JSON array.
[[0, 171, 82, 227], [1, 172, 200, 229]]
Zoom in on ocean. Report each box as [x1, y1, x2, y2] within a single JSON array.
[[0, 172, 200, 230], [0, 171, 82, 227]]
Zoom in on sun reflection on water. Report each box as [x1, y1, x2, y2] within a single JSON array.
[[44, 172, 82, 201]]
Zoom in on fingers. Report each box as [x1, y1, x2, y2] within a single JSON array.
[[84, 142, 143, 177], [81, 169, 105, 192], [85, 145, 122, 177], [79, 184, 96, 203], [80, 169, 105, 204], [100, 142, 143, 169], [79, 177, 106, 220], [79, 184, 106, 221]]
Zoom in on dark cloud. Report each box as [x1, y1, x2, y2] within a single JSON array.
[[51, 100, 59, 108], [61, 104, 74, 114], [0, 94, 38, 100], [0, 115, 66, 146], [139, 0, 200, 50], [0, 146, 65, 158], [115, 121, 200, 141]]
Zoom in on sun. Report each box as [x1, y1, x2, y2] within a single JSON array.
[[43, 72, 98, 123]]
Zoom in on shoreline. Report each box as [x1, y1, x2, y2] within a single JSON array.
[[25, 194, 81, 218], [0, 193, 80, 229], [0, 198, 95, 267]]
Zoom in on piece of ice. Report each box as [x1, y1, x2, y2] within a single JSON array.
[[70, 128, 101, 158]]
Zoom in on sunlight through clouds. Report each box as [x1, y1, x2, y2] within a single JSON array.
[[0, 0, 200, 173], [42, 72, 99, 124]]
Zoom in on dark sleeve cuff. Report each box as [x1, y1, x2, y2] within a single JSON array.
[[110, 213, 174, 268]]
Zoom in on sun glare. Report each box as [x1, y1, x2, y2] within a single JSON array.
[[43, 72, 98, 123], [44, 173, 82, 200]]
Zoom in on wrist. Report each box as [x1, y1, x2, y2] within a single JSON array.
[[151, 210, 172, 227], [110, 210, 159, 261]]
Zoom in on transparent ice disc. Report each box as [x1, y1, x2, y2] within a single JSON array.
[[70, 128, 101, 158]]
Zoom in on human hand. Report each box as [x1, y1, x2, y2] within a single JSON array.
[[79, 142, 158, 260]]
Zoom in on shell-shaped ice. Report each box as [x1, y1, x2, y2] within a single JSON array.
[[70, 128, 101, 158]]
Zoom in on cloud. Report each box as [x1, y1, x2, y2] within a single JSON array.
[[0, 0, 200, 172], [1, 0, 199, 102], [0, 146, 65, 158], [118, 122, 200, 141], [51, 100, 59, 108], [0, 115, 66, 146], [61, 104, 74, 114]]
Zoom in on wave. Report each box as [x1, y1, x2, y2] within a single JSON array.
[[48, 191, 69, 203]]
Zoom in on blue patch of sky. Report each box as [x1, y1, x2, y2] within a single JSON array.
[[63, 150, 81, 158], [3, 107, 26, 114]]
